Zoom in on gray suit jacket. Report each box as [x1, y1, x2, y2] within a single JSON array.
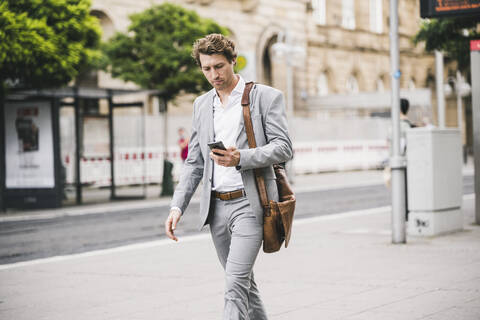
[[170, 83, 293, 230]]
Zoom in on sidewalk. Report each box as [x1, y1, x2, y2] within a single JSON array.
[[0, 195, 478, 320]]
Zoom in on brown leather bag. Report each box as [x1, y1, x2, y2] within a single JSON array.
[[241, 82, 296, 253]]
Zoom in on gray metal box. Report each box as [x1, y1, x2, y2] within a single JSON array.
[[406, 128, 463, 236], [406, 128, 462, 211]]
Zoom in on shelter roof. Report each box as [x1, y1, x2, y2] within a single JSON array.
[[7, 86, 163, 99]]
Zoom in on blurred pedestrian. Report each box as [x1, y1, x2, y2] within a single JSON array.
[[384, 98, 414, 218], [164, 33, 292, 320], [399, 98, 415, 154], [177, 127, 189, 162], [400, 98, 414, 220]]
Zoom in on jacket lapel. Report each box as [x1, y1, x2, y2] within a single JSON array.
[[205, 91, 215, 179], [205, 91, 215, 144]]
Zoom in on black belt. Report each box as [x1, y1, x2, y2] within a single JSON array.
[[212, 189, 246, 201]]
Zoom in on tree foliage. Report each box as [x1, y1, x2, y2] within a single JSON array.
[[0, 0, 103, 89], [103, 3, 228, 101], [413, 17, 480, 72]]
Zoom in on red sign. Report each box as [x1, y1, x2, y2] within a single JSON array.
[[471, 40, 480, 51]]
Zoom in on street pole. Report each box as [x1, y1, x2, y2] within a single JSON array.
[[0, 87, 4, 212], [455, 71, 465, 163], [470, 40, 480, 225], [162, 97, 168, 161], [160, 96, 173, 196], [435, 50, 446, 128], [456, 71, 463, 130], [389, 0, 406, 244]]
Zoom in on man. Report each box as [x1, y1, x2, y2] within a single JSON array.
[[399, 98, 415, 155], [399, 98, 414, 221], [177, 127, 189, 162], [164, 34, 292, 320]]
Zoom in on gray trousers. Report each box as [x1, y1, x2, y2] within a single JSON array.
[[209, 196, 268, 320]]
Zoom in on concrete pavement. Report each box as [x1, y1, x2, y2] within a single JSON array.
[[0, 194, 478, 319]]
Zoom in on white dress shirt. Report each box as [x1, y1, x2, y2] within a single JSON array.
[[212, 75, 245, 192]]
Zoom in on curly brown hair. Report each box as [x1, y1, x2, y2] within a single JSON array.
[[192, 34, 237, 66]]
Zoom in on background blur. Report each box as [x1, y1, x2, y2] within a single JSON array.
[[1, 0, 477, 204]]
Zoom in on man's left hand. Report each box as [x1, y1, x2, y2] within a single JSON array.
[[210, 146, 240, 167]]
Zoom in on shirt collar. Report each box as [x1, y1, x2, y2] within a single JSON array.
[[232, 75, 245, 95], [213, 75, 245, 99]]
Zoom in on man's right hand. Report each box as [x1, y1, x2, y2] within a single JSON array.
[[165, 209, 182, 241]]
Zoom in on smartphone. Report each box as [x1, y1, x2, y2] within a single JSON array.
[[208, 141, 227, 155]]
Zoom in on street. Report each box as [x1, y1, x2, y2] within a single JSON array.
[[0, 175, 474, 265]]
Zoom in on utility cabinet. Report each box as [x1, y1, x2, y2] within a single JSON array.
[[406, 128, 463, 236]]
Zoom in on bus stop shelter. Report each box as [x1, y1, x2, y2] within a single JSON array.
[[1, 86, 162, 210]]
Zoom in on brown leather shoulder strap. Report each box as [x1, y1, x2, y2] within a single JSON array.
[[242, 82, 254, 106], [242, 82, 256, 149], [241, 82, 270, 209]]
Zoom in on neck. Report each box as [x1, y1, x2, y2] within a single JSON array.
[[216, 75, 239, 104]]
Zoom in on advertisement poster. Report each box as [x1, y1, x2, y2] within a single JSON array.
[[5, 101, 55, 188]]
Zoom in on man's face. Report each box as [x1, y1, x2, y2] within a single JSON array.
[[199, 54, 236, 91]]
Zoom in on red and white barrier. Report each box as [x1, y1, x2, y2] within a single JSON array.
[[63, 140, 389, 187], [293, 140, 388, 174], [64, 146, 184, 187]]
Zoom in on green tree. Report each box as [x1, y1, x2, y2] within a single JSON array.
[[103, 3, 228, 101], [413, 17, 480, 72], [0, 0, 103, 90]]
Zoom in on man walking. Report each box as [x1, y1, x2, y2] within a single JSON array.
[[164, 33, 293, 320]]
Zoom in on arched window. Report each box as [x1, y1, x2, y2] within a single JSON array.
[[342, 0, 355, 30], [90, 10, 115, 41], [312, 0, 326, 25], [376, 78, 385, 92], [317, 72, 329, 96], [346, 75, 359, 93], [408, 78, 416, 90], [262, 36, 278, 86]]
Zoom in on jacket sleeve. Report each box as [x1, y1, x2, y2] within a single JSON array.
[[170, 100, 204, 214], [237, 90, 293, 171]]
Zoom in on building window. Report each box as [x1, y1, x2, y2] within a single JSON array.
[[369, 0, 383, 33], [317, 73, 329, 96], [342, 0, 355, 30], [90, 10, 115, 41], [312, 0, 326, 25], [376, 78, 385, 92], [346, 75, 359, 93], [408, 78, 416, 90]]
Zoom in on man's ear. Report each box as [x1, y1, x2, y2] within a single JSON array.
[[232, 58, 236, 66]]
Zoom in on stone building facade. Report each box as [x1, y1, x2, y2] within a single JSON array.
[[90, 0, 442, 122]]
